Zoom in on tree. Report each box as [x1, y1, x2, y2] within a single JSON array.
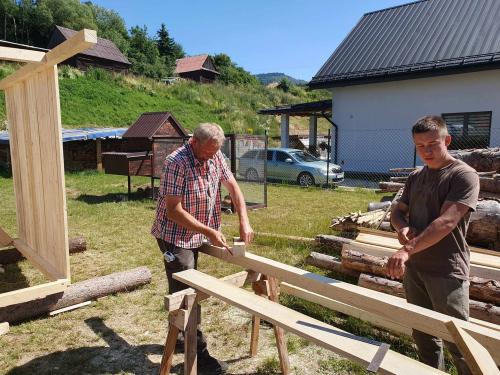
[[128, 25, 167, 78], [212, 53, 258, 86], [86, 2, 129, 53], [156, 23, 184, 76], [277, 78, 292, 93]]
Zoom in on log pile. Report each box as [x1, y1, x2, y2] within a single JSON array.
[[310, 233, 500, 324], [330, 209, 390, 232], [450, 148, 500, 173]]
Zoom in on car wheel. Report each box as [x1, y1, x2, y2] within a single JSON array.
[[245, 168, 259, 181], [298, 172, 315, 187]]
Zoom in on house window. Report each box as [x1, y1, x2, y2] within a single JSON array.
[[442, 111, 491, 150]]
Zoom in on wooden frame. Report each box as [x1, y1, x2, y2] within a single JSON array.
[[199, 244, 500, 366], [0, 29, 97, 308]]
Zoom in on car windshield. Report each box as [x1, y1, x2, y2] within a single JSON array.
[[289, 151, 319, 162]]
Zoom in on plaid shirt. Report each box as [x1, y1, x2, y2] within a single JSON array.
[[151, 143, 232, 248]]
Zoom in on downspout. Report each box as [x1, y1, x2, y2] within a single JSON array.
[[321, 111, 338, 164]]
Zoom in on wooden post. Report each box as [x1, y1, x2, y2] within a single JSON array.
[[184, 293, 198, 375], [96, 139, 102, 172], [250, 279, 268, 357], [265, 276, 291, 375], [158, 323, 180, 375], [280, 114, 290, 148]]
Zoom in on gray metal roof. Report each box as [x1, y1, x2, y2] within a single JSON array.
[[310, 0, 500, 88]]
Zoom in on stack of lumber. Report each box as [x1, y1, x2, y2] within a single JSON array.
[[311, 229, 500, 325]]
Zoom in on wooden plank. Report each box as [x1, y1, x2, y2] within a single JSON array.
[[265, 276, 290, 375], [48, 301, 91, 316], [0, 279, 68, 308], [44, 66, 70, 279], [174, 269, 444, 375], [159, 324, 179, 375], [446, 320, 500, 375], [13, 239, 63, 280], [356, 229, 500, 258], [184, 293, 197, 375], [280, 283, 412, 335], [164, 270, 259, 311], [344, 242, 500, 281], [0, 322, 9, 336], [200, 245, 500, 365], [0, 227, 13, 247], [0, 47, 45, 63], [0, 29, 97, 90]]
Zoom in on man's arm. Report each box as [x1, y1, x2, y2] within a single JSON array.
[[222, 175, 254, 244], [387, 201, 470, 279], [390, 201, 416, 245], [166, 195, 228, 248]]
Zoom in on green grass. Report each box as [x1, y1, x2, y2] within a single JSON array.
[[0, 171, 426, 374], [0, 64, 331, 135]]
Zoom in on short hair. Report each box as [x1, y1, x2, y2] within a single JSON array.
[[193, 123, 226, 146], [412, 115, 449, 136]]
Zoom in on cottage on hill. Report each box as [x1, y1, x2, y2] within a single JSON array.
[[175, 54, 219, 83]]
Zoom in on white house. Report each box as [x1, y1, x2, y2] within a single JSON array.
[[309, 0, 500, 174]]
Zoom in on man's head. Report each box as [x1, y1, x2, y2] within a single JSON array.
[[412, 115, 452, 169], [190, 123, 225, 162]]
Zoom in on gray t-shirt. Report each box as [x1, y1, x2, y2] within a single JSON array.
[[399, 159, 479, 280]]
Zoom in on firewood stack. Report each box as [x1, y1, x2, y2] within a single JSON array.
[[312, 230, 500, 325]]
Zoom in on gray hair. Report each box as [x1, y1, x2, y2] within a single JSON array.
[[193, 123, 226, 146]]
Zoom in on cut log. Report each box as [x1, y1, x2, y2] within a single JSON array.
[[470, 278, 500, 305], [330, 209, 387, 232], [367, 201, 392, 212], [0, 236, 87, 264], [450, 148, 500, 173], [315, 235, 354, 252], [480, 176, 500, 194], [468, 200, 500, 249], [358, 274, 405, 298], [0, 266, 151, 323], [358, 273, 500, 325], [378, 181, 405, 192], [306, 252, 360, 278], [342, 248, 389, 278], [389, 176, 408, 183], [389, 167, 416, 173]]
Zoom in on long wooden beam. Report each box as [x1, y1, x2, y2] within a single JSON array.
[[0, 29, 97, 90], [0, 47, 45, 63], [281, 282, 412, 335], [0, 279, 69, 308], [174, 269, 443, 375], [199, 245, 500, 365], [356, 228, 500, 258], [344, 242, 500, 280]]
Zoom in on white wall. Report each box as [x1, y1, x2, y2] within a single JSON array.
[[331, 69, 500, 173]]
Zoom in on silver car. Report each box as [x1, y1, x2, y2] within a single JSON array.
[[238, 148, 344, 187]]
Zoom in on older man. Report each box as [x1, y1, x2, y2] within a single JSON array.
[[152, 122, 253, 374]]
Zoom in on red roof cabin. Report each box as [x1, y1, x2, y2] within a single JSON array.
[[175, 54, 220, 83]]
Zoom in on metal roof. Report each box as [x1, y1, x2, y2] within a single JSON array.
[[122, 112, 188, 139], [0, 127, 127, 145], [310, 0, 500, 88], [258, 99, 331, 117]]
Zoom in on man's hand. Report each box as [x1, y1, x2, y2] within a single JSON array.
[[207, 229, 228, 249], [396, 226, 416, 245], [239, 222, 254, 245], [386, 248, 410, 280]]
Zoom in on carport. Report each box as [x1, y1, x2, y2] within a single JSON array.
[[258, 99, 337, 162]]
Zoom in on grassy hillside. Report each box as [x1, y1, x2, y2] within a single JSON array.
[[0, 64, 330, 136]]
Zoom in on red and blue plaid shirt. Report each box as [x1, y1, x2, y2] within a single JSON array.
[[151, 143, 232, 249]]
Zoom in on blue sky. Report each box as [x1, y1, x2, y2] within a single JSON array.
[[90, 0, 409, 81]]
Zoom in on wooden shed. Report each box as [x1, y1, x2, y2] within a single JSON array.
[[0, 29, 97, 307], [102, 112, 189, 196], [175, 54, 220, 83], [48, 25, 131, 73]]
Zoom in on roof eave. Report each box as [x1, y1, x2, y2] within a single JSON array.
[[309, 62, 500, 89]]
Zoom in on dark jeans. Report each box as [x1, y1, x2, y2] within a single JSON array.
[[156, 238, 208, 355], [403, 266, 472, 375]]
